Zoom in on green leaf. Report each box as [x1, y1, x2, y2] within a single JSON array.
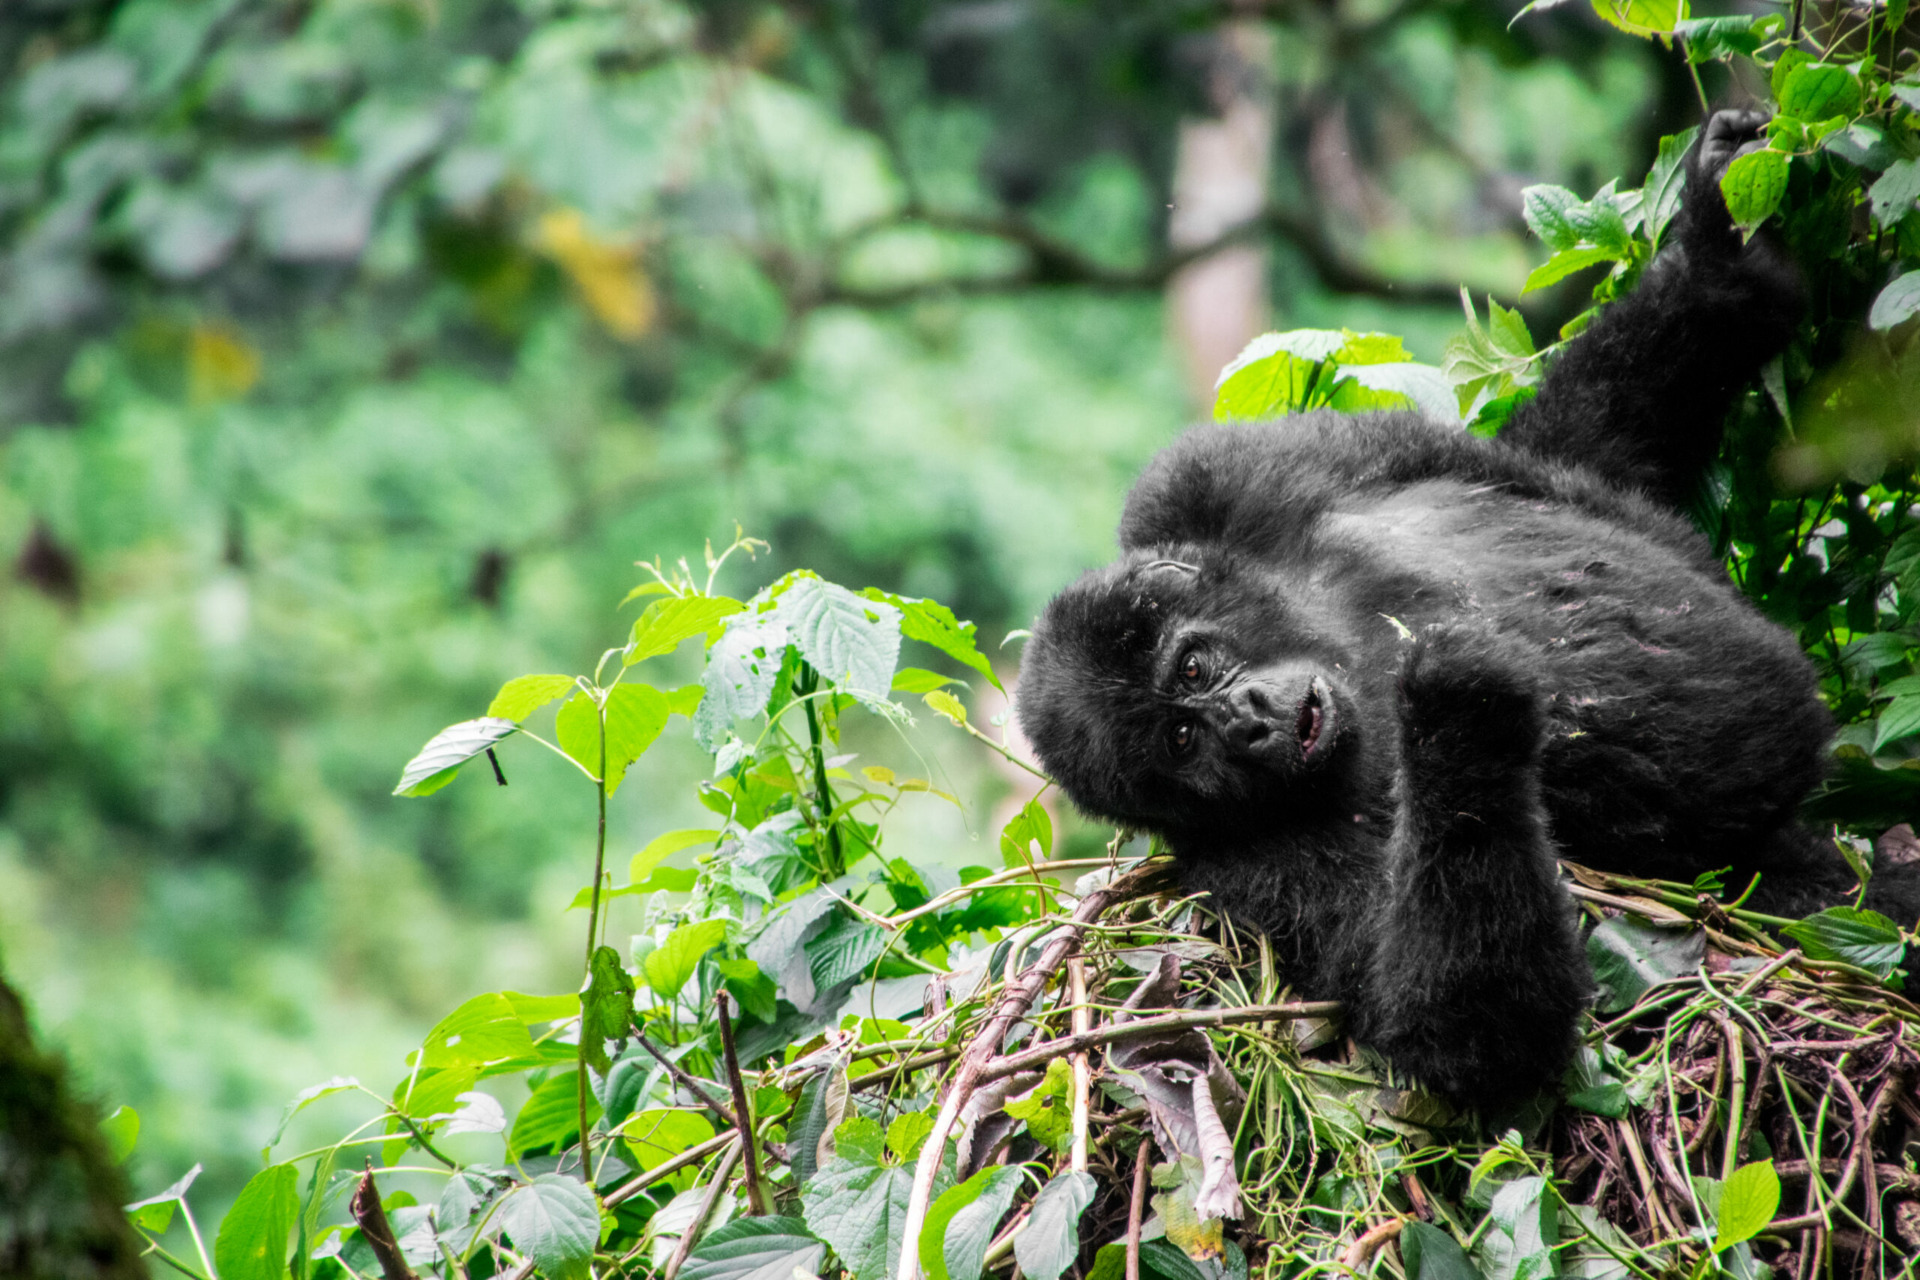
[[715, 955, 778, 1024], [644, 919, 729, 999], [1771, 48, 1814, 99], [1476, 1175, 1557, 1280], [804, 912, 887, 992], [790, 1061, 851, 1191], [668, 684, 703, 718], [631, 828, 720, 882], [777, 577, 903, 700], [1781, 906, 1907, 980], [802, 1139, 930, 1280], [1869, 161, 1920, 230], [892, 667, 964, 693], [1522, 245, 1625, 295], [627, 596, 745, 665], [681, 1218, 827, 1280], [487, 674, 577, 722], [1520, 185, 1582, 251], [695, 616, 791, 750], [921, 1166, 1025, 1280], [263, 1077, 357, 1157], [1585, 917, 1705, 1012], [1014, 1170, 1097, 1280], [213, 1163, 299, 1280], [1336, 362, 1461, 423], [1873, 693, 1920, 750], [868, 592, 1004, 692], [1778, 63, 1862, 123], [418, 993, 536, 1071], [887, 1109, 936, 1162], [1587, 0, 1681, 38], [1400, 1221, 1480, 1280], [1643, 126, 1700, 247], [1562, 1045, 1628, 1118], [1871, 272, 1920, 331], [581, 946, 637, 1075], [100, 1104, 138, 1165], [1000, 797, 1052, 868], [1712, 1160, 1780, 1252], [1719, 149, 1789, 232], [393, 717, 517, 797], [1212, 329, 1347, 419], [496, 1175, 600, 1280], [603, 683, 671, 793], [624, 1109, 718, 1169], [1003, 1058, 1073, 1153], [126, 1165, 199, 1234], [510, 1071, 593, 1159], [1677, 14, 1771, 61], [924, 689, 967, 725]]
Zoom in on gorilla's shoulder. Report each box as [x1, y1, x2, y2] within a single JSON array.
[[1117, 410, 1698, 558]]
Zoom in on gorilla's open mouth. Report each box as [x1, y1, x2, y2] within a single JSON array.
[[1296, 679, 1333, 761]]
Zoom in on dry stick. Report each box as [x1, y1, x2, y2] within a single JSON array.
[[1616, 1119, 1682, 1239], [977, 1002, 1342, 1087], [630, 1025, 740, 1130], [605, 1130, 737, 1206], [715, 991, 770, 1216], [1401, 1169, 1434, 1223], [1125, 1136, 1152, 1280], [1068, 957, 1091, 1174], [662, 1138, 744, 1280], [894, 867, 1164, 1280], [350, 1162, 421, 1280], [1339, 1219, 1405, 1273], [1719, 1017, 1748, 1180]]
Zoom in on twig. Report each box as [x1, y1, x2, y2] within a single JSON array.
[[1339, 1219, 1405, 1273], [1719, 1017, 1747, 1180], [1069, 958, 1091, 1174], [662, 1138, 744, 1280], [1735, 948, 1802, 996], [976, 1001, 1341, 1087], [350, 1162, 421, 1280], [630, 1025, 740, 1130], [716, 991, 770, 1216], [1401, 1169, 1433, 1222], [1126, 1136, 1152, 1280], [1563, 884, 1692, 925], [1616, 1119, 1682, 1239], [605, 1129, 737, 1205]]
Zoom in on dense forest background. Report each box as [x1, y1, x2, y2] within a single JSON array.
[[0, 0, 1801, 1223]]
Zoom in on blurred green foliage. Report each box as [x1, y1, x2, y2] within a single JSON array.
[[0, 0, 1696, 1210]]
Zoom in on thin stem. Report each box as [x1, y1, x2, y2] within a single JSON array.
[[1125, 1135, 1152, 1280], [662, 1139, 745, 1280], [716, 991, 771, 1215], [797, 665, 846, 876], [578, 696, 611, 1180], [628, 1026, 740, 1129], [180, 1200, 216, 1280]]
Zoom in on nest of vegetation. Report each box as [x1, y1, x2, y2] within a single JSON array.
[[760, 856, 1920, 1280]]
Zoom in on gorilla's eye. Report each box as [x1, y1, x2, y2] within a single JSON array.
[[1169, 722, 1195, 755], [1179, 651, 1204, 682]]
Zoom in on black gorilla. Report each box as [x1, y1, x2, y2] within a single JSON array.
[[1016, 112, 1920, 1110]]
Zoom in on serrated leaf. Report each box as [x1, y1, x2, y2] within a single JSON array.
[[1720, 149, 1789, 231], [581, 945, 637, 1075], [1778, 62, 1862, 123], [1712, 1161, 1780, 1251], [394, 717, 517, 797], [681, 1217, 827, 1280], [1521, 185, 1583, 250], [510, 1071, 595, 1159], [805, 912, 887, 992], [1781, 906, 1906, 979], [1014, 1170, 1097, 1280], [695, 617, 791, 750], [892, 667, 962, 694], [432, 1091, 507, 1136], [1523, 245, 1624, 295], [488, 674, 577, 722], [1871, 272, 1920, 331], [497, 1175, 600, 1280], [624, 1109, 718, 1169], [867, 592, 1003, 692], [1586, 917, 1705, 1012], [100, 1104, 138, 1165], [213, 1163, 298, 1280], [645, 919, 729, 999], [603, 683, 671, 793], [1338, 362, 1462, 423], [791, 1065, 851, 1191], [1588, 0, 1681, 37], [921, 1166, 1024, 1280], [627, 596, 745, 665], [803, 1134, 939, 1280], [1212, 329, 1347, 419], [777, 578, 902, 700], [1004, 1058, 1074, 1153], [1643, 125, 1699, 247], [887, 1109, 936, 1162], [1872, 160, 1920, 230], [714, 955, 778, 1024], [1677, 14, 1769, 60], [1477, 1175, 1558, 1280]]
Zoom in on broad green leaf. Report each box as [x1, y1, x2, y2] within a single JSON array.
[[1643, 126, 1699, 247], [892, 667, 963, 693], [1521, 185, 1582, 251], [393, 717, 517, 796], [626, 595, 745, 665], [868, 592, 1004, 692], [924, 689, 967, 725], [644, 918, 729, 998], [1003, 1058, 1073, 1153], [1712, 1160, 1780, 1251], [790, 1060, 851, 1190], [1778, 62, 1862, 123], [714, 955, 778, 1024], [100, 1104, 138, 1164], [1719, 149, 1789, 231], [1476, 1175, 1557, 1280], [1151, 1155, 1223, 1262], [777, 577, 902, 700], [1014, 1170, 1097, 1280], [510, 1071, 593, 1159], [668, 684, 703, 717], [801, 1143, 922, 1280], [556, 693, 602, 775], [580, 946, 636, 1075], [921, 1166, 1024, 1280], [487, 674, 576, 722], [1871, 273, 1920, 331], [213, 1163, 299, 1280], [496, 1175, 600, 1280], [264, 1077, 357, 1157], [804, 912, 887, 992], [1770, 48, 1815, 98], [695, 617, 791, 750], [1873, 693, 1920, 750], [1677, 14, 1771, 60], [681, 1217, 827, 1280], [1523, 246, 1624, 295], [1562, 1045, 1628, 1118], [1588, 0, 1682, 38], [1338, 362, 1462, 423], [438, 1169, 510, 1255], [631, 828, 720, 882], [418, 993, 536, 1071], [1400, 1221, 1480, 1280], [601, 683, 671, 793], [1781, 906, 1906, 980], [1586, 917, 1705, 1012], [506, 991, 580, 1023], [831, 1114, 887, 1166], [887, 1109, 937, 1162], [624, 1109, 718, 1170], [1561, 195, 1634, 253], [1212, 328, 1347, 419], [1000, 796, 1052, 867], [126, 1165, 200, 1234]]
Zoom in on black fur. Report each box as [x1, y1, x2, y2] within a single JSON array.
[[1017, 112, 1920, 1111]]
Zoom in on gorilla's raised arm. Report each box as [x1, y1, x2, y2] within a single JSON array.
[[1498, 111, 1805, 506]]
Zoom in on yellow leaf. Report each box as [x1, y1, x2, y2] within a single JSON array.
[[534, 207, 656, 339], [188, 323, 260, 404], [923, 690, 967, 725]]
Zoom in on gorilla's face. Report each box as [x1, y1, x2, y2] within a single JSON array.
[[1017, 550, 1374, 835]]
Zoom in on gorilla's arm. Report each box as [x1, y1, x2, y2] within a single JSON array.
[[1353, 627, 1592, 1108], [1497, 111, 1804, 508]]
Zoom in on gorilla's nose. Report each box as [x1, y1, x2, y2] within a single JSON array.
[[1224, 684, 1282, 754]]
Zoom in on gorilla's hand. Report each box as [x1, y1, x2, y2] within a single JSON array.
[[1397, 625, 1545, 823], [1681, 108, 1777, 253]]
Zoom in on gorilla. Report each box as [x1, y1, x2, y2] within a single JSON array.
[[1016, 112, 1920, 1110]]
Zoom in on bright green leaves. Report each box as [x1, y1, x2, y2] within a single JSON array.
[[1014, 1170, 1097, 1280], [866, 590, 1003, 692], [778, 576, 902, 700], [626, 595, 745, 665], [1587, 0, 1684, 38], [1003, 1058, 1074, 1153], [489, 674, 577, 721], [581, 945, 637, 1074], [419, 993, 538, 1072], [1677, 14, 1778, 62], [921, 1166, 1024, 1280], [1442, 292, 1538, 431], [1777, 62, 1863, 125], [1213, 329, 1457, 423], [644, 919, 730, 999], [696, 616, 791, 750], [496, 1175, 601, 1280], [1781, 906, 1907, 982], [511, 1071, 594, 1159], [1585, 917, 1705, 1012], [1472, 1175, 1558, 1280], [803, 1115, 950, 1280], [1000, 796, 1052, 869], [100, 1104, 138, 1164], [213, 1163, 299, 1280], [682, 1218, 827, 1280], [393, 716, 516, 796], [1519, 181, 1641, 295], [556, 683, 671, 793], [126, 1166, 200, 1234], [1869, 162, 1920, 231], [1719, 149, 1790, 235], [1873, 690, 1920, 750], [1710, 1161, 1781, 1253], [1640, 126, 1699, 249]]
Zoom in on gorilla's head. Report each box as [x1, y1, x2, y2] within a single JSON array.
[[1017, 548, 1377, 835]]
